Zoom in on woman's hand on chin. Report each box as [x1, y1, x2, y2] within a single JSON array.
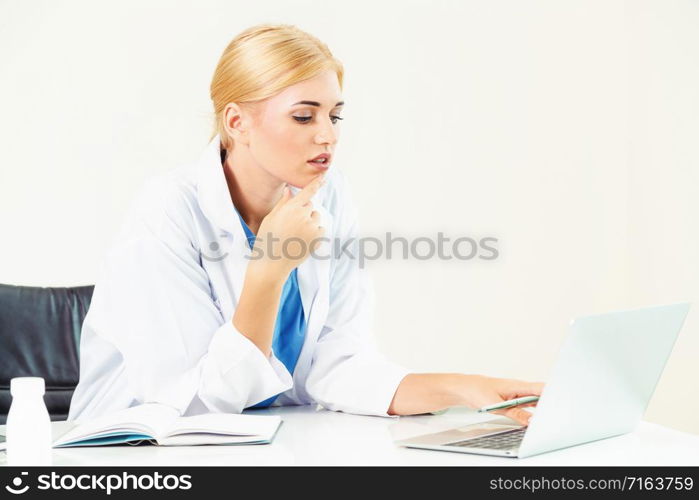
[[250, 173, 326, 279]]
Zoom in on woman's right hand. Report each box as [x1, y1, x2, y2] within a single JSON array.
[[453, 374, 544, 425], [249, 173, 327, 280]]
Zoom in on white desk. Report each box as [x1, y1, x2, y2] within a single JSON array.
[[1, 405, 698, 466]]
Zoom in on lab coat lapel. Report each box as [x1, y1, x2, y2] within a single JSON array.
[[196, 135, 251, 322], [293, 195, 333, 388], [294, 194, 333, 338]]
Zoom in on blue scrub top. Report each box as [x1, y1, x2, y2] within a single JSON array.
[[236, 211, 307, 409]]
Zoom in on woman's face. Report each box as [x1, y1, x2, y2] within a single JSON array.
[[232, 70, 343, 188]]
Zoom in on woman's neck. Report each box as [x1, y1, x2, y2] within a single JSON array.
[[222, 146, 284, 235]]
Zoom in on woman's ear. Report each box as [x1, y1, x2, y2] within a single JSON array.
[[223, 102, 252, 147]]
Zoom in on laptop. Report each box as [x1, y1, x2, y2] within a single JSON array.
[[395, 302, 690, 458]]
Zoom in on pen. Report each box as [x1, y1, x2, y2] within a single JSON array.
[[477, 396, 540, 413]]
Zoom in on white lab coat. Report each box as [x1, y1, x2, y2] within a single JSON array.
[[67, 135, 411, 421]]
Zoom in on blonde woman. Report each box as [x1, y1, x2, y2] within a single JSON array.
[[68, 24, 543, 425]]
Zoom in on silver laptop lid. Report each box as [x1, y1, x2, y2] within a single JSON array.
[[518, 302, 690, 458]]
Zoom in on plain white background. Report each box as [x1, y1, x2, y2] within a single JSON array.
[[1, 0, 697, 435]]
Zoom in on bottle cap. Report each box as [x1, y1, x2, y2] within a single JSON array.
[[10, 377, 45, 397]]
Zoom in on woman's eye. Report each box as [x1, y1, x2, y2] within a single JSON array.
[[293, 115, 344, 124]]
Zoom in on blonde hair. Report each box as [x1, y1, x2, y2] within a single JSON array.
[[210, 24, 344, 151]]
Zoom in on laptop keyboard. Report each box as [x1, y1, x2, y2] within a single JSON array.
[[447, 428, 526, 451]]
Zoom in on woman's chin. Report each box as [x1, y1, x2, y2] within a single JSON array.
[[287, 170, 327, 189]]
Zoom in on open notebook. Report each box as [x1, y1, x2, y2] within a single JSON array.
[[53, 403, 282, 447]]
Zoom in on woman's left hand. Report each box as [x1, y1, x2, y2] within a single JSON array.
[[453, 374, 545, 426]]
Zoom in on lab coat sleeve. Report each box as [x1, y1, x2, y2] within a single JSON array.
[[85, 178, 292, 416], [305, 172, 412, 418]]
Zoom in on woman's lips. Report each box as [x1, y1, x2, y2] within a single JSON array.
[[307, 159, 330, 171]]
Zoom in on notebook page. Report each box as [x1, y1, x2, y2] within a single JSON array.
[[156, 433, 273, 446], [162, 413, 282, 439], [54, 403, 180, 446]]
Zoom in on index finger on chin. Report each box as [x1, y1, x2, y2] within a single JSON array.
[[291, 174, 325, 206]]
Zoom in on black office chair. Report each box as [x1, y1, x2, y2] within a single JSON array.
[[0, 283, 94, 424]]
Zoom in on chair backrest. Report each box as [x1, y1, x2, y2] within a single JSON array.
[[0, 283, 94, 424]]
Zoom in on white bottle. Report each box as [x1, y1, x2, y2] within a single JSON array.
[[6, 377, 53, 466]]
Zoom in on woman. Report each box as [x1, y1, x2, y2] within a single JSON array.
[[68, 24, 543, 425]]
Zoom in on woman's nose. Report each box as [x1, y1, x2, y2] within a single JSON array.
[[315, 119, 338, 145]]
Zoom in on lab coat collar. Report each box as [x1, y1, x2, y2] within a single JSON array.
[[195, 134, 333, 332], [196, 134, 245, 238]]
